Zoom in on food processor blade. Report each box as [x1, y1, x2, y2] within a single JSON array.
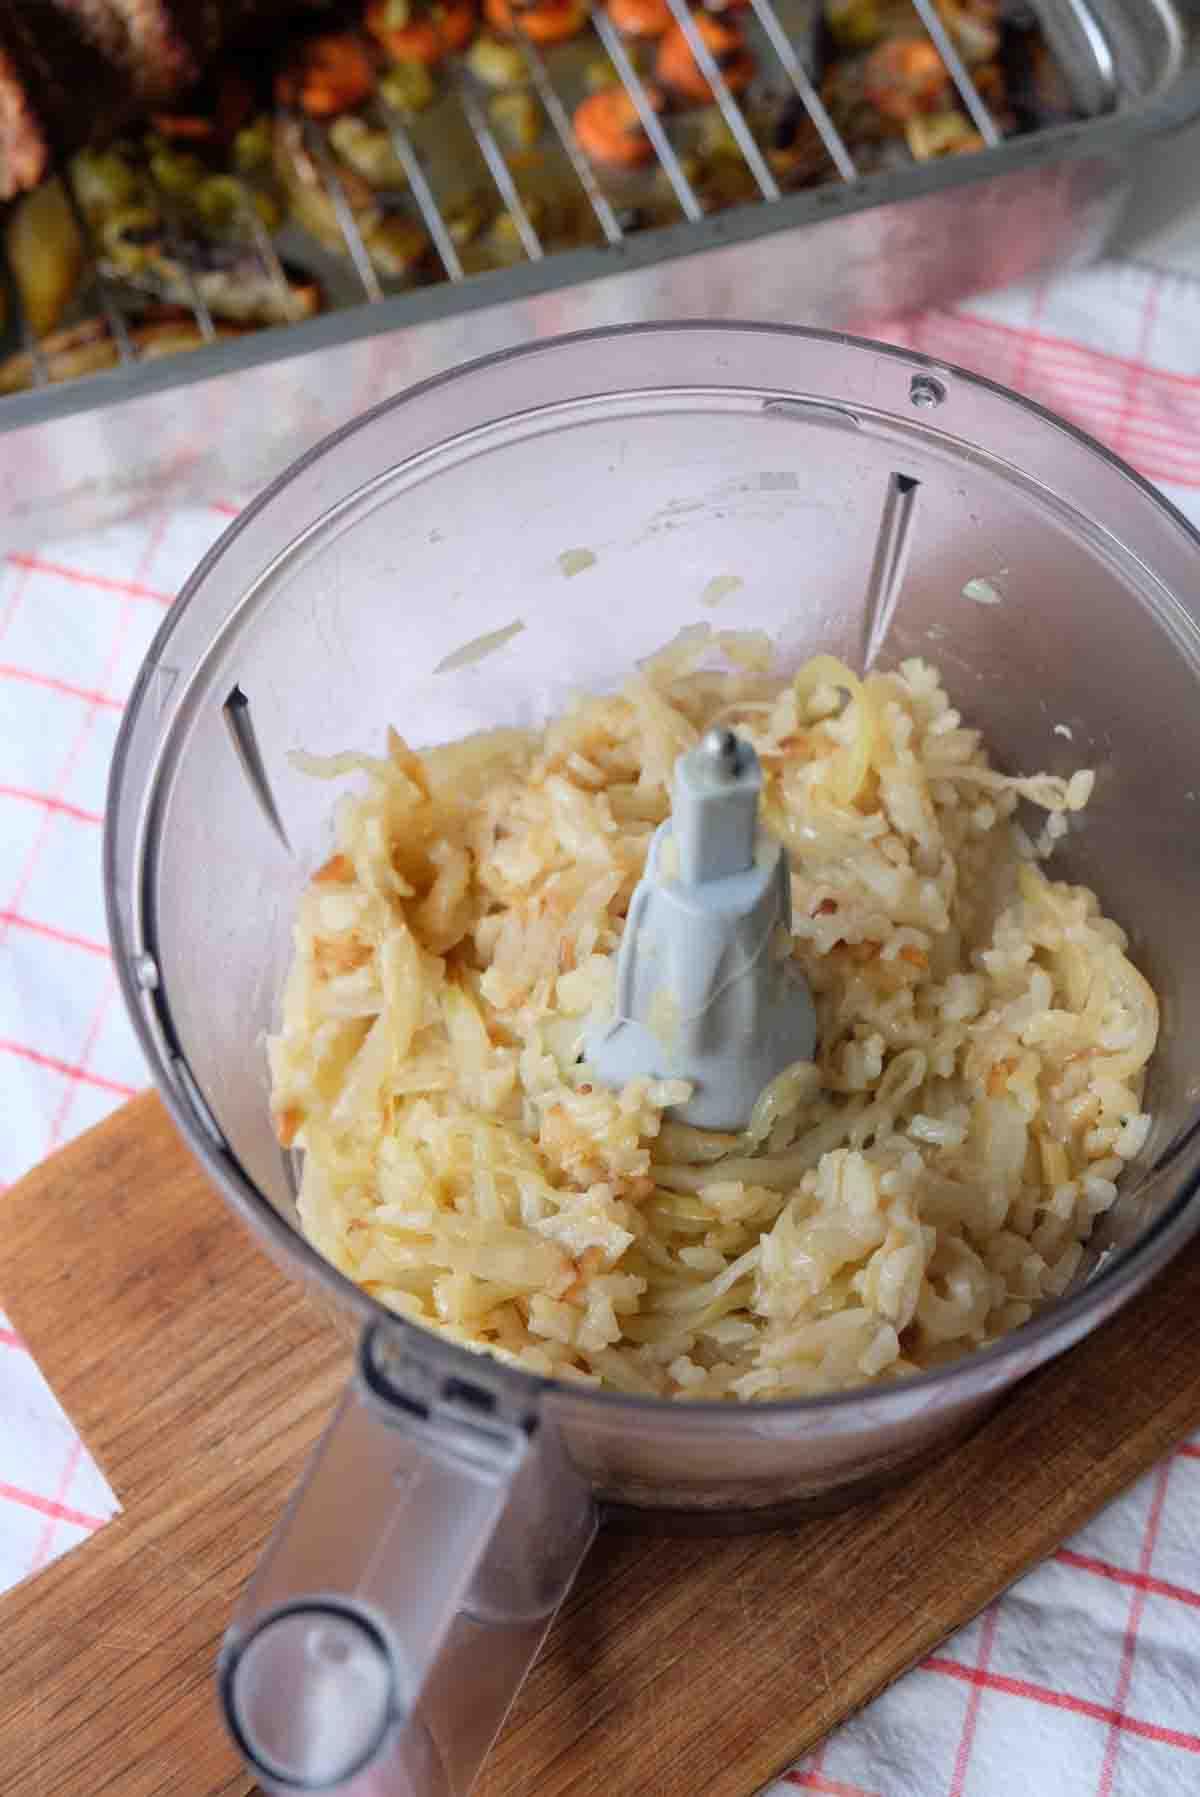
[[584, 725, 816, 1129]]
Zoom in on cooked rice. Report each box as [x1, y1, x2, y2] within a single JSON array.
[[268, 631, 1158, 1399]]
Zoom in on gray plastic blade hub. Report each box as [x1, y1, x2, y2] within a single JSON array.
[[584, 729, 816, 1130]]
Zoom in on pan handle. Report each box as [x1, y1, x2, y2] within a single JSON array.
[[218, 1324, 597, 1795]]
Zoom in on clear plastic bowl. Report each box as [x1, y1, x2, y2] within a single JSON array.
[[107, 324, 1200, 1795]]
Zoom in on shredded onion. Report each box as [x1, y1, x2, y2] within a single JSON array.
[[270, 634, 1157, 1399]]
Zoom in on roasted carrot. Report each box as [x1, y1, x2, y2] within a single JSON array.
[[275, 33, 377, 118], [484, 0, 589, 44], [365, 0, 477, 65], [573, 84, 662, 163], [655, 14, 754, 102], [607, 0, 673, 37], [861, 37, 949, 121]]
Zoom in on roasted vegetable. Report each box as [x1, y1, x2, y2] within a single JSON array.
[[328, 115, 410, 186], [655, 14, 754, 103], [483, 0, 588, 45], [861, 37, 950, 122], [606, 0, 674, 39], [273, 112, 370, 243], [583, 39, 652, 87], [0, 308, 250, 396], [488, 191, 545, 258], [273, 115, 427, 279], [573, 85, 662, 165], [89, 170, 320, 325], [99, 204, 164, 274], [583, 55, 618, 90], [904, 108, 984, 157], [687, 108, 776, 204], [694, 151, 759, 211], [233, 113, 275, 169], [101, 221, 322, 324], [148, 144, 208, 197], [378, 58, 437, 114], [466, 32, 529, 86], [935, 0, 1000, 66], [361, 212, 430, 276], [652, 147, 701, 193], [70, 145, 142, 216], [275, 33, 376, 117], [5, 179, 84, 337], [195, 173, 252, 228], [366, 0, 477, 65], [178, 252, 322, 322], [824, 0, 883, 51], [446, 194, 489, 244], [489, 90, 540, 147]]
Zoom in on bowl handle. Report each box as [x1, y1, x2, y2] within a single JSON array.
[[218, 1323, 597, 1794]]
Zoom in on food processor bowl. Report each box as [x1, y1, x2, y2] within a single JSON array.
[[106, 324, 1200, 1796]]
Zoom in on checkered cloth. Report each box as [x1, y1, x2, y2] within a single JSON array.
[[2, 262, 1198, 1795]]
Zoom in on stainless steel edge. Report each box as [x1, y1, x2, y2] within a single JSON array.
[[0, 139, 1140, 549]]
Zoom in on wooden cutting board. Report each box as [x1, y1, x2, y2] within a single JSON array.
[[3, 1093, 1200, 1797]]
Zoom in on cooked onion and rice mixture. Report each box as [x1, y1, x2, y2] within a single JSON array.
[[269, 630, 1158, 1399]]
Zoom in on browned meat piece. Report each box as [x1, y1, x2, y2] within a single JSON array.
[[0, 44, 50, 196], [102, 1, 237, 99], [0, 4, 135, 198], [56, 1, 132, 69]]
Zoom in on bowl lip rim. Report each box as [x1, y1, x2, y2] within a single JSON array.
[[106, 317, 1200, 1427]]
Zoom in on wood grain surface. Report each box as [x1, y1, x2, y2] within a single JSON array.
[[2, 1092, 1200, 1797]]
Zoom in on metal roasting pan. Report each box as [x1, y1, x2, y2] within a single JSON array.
[[0, 0, 1197, 547]]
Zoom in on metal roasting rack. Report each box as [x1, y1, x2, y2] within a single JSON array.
[[0, 0, 1195, 543], [0, 0, 1141, 383]]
